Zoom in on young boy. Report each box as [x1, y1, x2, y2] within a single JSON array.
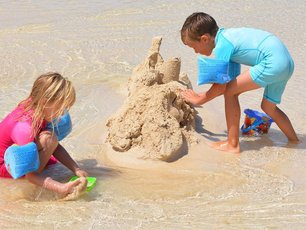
[[180, 12, 299, 153]]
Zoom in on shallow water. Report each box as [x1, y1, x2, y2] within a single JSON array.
[[1, 0, 306, 229]]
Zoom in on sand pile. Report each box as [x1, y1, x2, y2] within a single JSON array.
[[106, 37, 198, 161]]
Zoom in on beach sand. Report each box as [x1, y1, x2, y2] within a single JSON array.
[[0, 0, 306, 229]]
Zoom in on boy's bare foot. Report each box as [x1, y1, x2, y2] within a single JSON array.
[[288, 139, 301, 144], [207, 140, 240, 153], [60, 177, 88, 201]]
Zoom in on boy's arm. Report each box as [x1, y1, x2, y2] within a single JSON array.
[[53, 144, 88, 177], [181, 83, 226, 106]]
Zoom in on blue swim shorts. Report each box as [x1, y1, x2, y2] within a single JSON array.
[[250, 35, 294, 104]]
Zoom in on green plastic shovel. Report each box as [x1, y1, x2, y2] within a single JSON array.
[[69, 176, 97, 192]]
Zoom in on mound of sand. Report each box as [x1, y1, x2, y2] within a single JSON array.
[[106, 37, 198, 162]]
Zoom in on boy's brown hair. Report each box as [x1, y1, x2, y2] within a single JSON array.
[[181, 12, 219, 43]]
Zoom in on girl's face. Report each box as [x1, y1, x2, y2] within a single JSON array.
[[184, 34, 215, 56], [43, 101, 63, 122]]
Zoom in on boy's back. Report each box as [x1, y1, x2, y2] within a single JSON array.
[[214, 27, 288, 66]]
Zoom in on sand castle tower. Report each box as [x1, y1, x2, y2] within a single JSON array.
[[106, 37, 197, 162]]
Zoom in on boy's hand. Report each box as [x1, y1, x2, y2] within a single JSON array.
[[180, 89, 204, 105], [74, 168, 88, 177]]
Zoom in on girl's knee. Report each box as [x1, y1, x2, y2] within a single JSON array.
[[35, 131, 58, 173], [25, 172, 35, 182], [37, 130, 58, 151]]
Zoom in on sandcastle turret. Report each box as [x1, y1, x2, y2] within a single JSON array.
[[106, 37, 197, 161]]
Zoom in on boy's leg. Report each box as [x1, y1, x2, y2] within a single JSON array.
[[209, 70, 260, 153], [261, 99, 299, 142], [35, 130, 58, 173]]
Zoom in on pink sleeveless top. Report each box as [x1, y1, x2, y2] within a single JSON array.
[[0, 104, 53, 178]]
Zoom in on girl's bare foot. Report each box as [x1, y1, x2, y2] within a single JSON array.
[[60, 177, 88, 201], [207, 140, 240, 153]]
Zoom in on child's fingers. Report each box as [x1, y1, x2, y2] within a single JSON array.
[[184, 91, 196, 99], [75, 169, 88, 177], [180, 91, 189, 99], [181, 93, 193, 102], [180, 89, 193, 96]]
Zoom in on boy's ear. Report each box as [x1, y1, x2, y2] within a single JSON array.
[[200, 34, 211, 43]]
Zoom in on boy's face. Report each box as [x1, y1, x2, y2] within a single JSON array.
[[184, 34, 215, 56]]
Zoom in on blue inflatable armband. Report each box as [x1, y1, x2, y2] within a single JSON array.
[[228, 61, 241, 79], [4, 142, 40, 179], [197, 56, 231, 85], [46, 112, 72, 141]]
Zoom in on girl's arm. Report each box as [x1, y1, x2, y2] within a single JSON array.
[[53, 144, 88, 177], [181, 83, 226, 105]]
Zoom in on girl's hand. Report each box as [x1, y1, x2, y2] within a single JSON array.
[[180, 89, 204, 105], [74, 168, 88, 177]]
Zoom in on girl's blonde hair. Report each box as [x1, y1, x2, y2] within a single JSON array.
[[19, 72, 76, 136]]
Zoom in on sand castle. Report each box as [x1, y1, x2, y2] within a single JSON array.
[[106, 37, 198, 162]]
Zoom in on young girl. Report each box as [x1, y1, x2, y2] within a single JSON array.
[[180, 12, 299, 153], [0, 72, 88, 199]]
